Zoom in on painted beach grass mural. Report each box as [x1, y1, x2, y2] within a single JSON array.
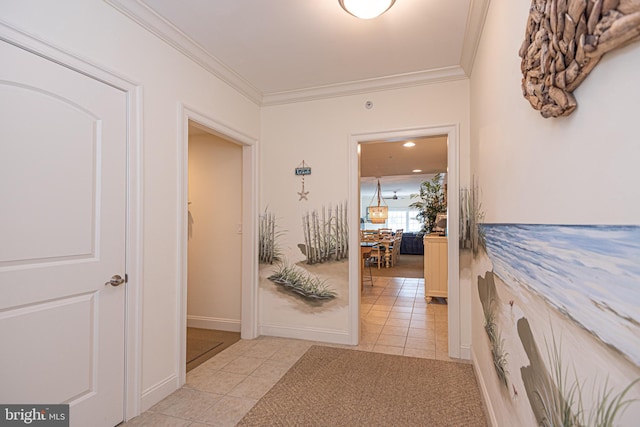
[[483, 224, 640, 368], [259, 204, 347, 307], [299, 203, 348, 264], [259, 208, 284, 264], [476, 224, 640, 425]]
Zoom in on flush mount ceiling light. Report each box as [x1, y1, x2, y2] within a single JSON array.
[[403, 142, 416, 147], [339, 0, 396, 19]]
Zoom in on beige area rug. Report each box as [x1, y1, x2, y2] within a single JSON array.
[[237, 345, 487, 427], [369, 254, 424, 278]]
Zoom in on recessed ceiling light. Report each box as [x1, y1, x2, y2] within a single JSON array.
[[412, 169, 422, 173], [403, 142, 415, 147]]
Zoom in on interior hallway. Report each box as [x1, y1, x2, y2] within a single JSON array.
[[122, 274, 455, 426]]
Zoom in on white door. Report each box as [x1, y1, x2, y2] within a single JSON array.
[[0, 40, 127, 427]]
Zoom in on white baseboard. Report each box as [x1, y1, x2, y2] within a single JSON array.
[[260, 324, 351, 345], [459, 344, 471, 360], [140, 374, 179, 413], [471, 347, 498, 427], [187, 315, 241, 332]]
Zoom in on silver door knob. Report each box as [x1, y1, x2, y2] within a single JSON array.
[[105, 275, 125, 287]]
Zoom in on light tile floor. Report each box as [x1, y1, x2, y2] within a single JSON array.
[[360, 276, 451, 361], [122, 276, 453, 427]]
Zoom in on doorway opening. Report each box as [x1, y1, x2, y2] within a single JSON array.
[[358, 136, 448, 357], [185, 121, 243, 371], [348, 125, 461, 358], [359, 136, 448, 275], [178, 106, 259, 385]]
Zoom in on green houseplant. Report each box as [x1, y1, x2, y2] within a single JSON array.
[[409, 173, 447, 235]]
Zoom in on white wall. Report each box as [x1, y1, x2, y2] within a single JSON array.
[[188, 134, 242, 331], [0, 0, 260, 413], [260, 81, 471, 343], [470, 0, 640, 425], [471, 1, 640, 225], [359, 175, 435, 219], [359, 175, 436, 231]]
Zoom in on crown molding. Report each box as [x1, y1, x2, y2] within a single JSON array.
[[261, 66, 468, 106], [105, 0, 263, 105], [106, 0, 486, 107], [460, 0, 491, 76]]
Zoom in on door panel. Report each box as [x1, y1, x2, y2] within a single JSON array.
[[0, 293, 96, 403], [0, 83, 97, 264], [0, 40, 127, 427]]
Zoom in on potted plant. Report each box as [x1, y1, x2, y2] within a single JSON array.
[[409, 173, 447, 235]]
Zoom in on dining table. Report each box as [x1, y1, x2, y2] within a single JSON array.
[[361, 238, 394, 268]]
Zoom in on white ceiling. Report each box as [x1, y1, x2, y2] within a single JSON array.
[[108, 0, 490, 105], [123, 1, 484, 199], [360, 136, 447, 178], [361, 174, 434, 202], [360, 136, 446, 199]]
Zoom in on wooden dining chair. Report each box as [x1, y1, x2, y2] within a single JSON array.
[[371, 240, 386, 269], [378, 228, 393, 238], [361, 246, 374, 288], [361, 229, 379, 241], [390, 230, 403, 266], [361, 229, 384, 269], [378, 235, 395, 268]]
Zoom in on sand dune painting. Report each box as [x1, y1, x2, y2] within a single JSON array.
[[258, 204, 348, 310], [476, 224, 640, 425]]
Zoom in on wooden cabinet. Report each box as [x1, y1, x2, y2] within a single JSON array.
[[423, 235, 448, 302]]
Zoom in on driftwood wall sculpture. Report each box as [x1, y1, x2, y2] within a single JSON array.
[[519, 0, 640, 118]]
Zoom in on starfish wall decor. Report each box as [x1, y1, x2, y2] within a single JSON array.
[[295, 160, 311, 201], [298, 177, 309, 201]]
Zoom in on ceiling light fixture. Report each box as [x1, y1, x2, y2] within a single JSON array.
[[403, 142, 416, 147], [339, 0, 396, 19], [368, 179, 388, 223], [412, 169, 423, 173]]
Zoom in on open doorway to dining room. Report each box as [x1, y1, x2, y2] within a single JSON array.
[[348, 125, 461, 360], [359, 136, 447, 275], [358, 136, 449, 358]]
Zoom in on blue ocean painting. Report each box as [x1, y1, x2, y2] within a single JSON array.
[[482, 224, 640, 367]]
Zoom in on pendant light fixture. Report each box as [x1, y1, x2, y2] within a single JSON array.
[[339, 0, 396, 19], [368, 179, 388, 224]]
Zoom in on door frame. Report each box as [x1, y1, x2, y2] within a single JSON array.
[[177, 105, 259, 386], [348, 124, 462, 358], [0, 21, 144, 422]]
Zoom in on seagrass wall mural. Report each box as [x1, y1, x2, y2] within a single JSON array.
[[474, 224, 640, 425], [259, 203, 348, 308], [463, 179, 640, 424], [520, 0, 640, 117]]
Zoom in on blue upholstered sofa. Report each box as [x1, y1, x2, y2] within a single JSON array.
[[400, 232, 424, 255]]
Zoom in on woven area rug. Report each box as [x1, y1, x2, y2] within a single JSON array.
[[237, 345, 487, 427]]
